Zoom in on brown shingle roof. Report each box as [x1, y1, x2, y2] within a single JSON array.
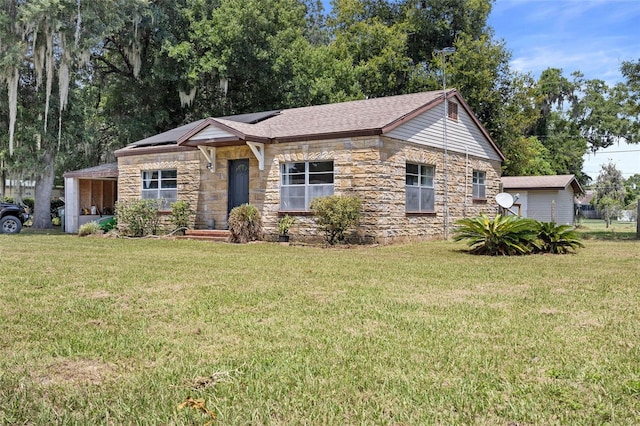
[[502, 175, 584, 194], [63, 162, 118, 179], [116, 90, 503, 161], [232, 91, 443, 140], [174, 91, 445, 146]]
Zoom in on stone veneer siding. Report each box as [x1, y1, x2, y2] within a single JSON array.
[[117, 149, 201, 232], [117, 136, 501, 243]]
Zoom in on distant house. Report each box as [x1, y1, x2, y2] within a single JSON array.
[[575, 190, 599, 219], [501, 175, 584, 225], [64, 90, 506, 242]]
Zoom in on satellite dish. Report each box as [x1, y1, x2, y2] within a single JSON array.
[[495, 192, 514, 209]]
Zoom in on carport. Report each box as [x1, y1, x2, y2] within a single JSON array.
[[63, 163, 118, 233]]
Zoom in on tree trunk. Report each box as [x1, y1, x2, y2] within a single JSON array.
[[32, 150, 55, 229]]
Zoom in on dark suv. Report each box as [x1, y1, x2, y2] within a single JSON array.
[[0, 202, 29, 234]]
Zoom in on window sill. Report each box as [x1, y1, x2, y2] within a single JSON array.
[[278, 210, 314, 217], [472, 198, 488, 204], [406, 211, 437, 216]]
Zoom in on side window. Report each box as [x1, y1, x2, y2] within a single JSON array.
[[141, 169, 178, 209], [472, 170, 486, 199], [406, 163, 435, 212]]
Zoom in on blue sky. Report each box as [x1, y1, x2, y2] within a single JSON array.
[[489, 0, 640, 178], [320, 0, 640, 177]]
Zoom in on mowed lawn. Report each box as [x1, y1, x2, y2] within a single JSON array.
[[1, 230, 639, 424]]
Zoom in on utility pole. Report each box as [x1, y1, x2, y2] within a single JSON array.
[[435, 47, 455, 240]]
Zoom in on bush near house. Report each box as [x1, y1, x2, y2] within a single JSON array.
[[169, 200, 193, 234], [228, 203, 262, 243], [310, 195, 362, 245], [115, 199, 160, 237]]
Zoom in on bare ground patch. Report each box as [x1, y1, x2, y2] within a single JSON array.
[[33, 359, 118, 387]]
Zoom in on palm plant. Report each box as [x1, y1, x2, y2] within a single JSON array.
[[535, 221, 584, 254], [453, 214, 539, 256]]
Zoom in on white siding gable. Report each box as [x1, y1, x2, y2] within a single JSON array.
[[385, 101, 502, 161], [188, 124, 238, 141]]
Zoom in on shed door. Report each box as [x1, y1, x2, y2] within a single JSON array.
[[228, 159, 250, 215]]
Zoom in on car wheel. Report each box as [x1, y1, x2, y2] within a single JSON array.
[[0, 215, 22, 234]]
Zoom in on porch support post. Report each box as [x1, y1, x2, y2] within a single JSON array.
[[246, 141, 265, 171], [198, 146, 216, 172]]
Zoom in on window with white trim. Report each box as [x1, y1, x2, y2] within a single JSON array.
[[141, 169, 177, 209], [280, 161, 334, 210], [472, 170, 486, 199], [406, 163, 435, 212]]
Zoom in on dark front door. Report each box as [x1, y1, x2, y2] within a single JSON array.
[[228, 159, 250, 215]]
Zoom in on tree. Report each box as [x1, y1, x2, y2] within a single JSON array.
[[0, 0, 156, 228], [592, 161, 627, 227], [624, 174, 640, 207]]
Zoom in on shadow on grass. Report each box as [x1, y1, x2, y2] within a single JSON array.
[[17, 226, 67, 236], [575, 220, 639, 241], [579, 230, 638, 241]]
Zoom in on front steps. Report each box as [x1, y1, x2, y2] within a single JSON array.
[[178, 229, 230, 242]]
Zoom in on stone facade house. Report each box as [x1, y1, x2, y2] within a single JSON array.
[[501, 174, 584, 225], [66, 90, 505, 243]]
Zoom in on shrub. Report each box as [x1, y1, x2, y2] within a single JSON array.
[[98, 217, 117, 232], [169, 200, 193, 234], [454, 214, 539, 256], [535, 221, 584, 254], [78, 221, 102, 237], [228, 203, 262, 243], [115, 199, 160, 237], [277, 214, 296, 236], [310, 195, 362, 245]]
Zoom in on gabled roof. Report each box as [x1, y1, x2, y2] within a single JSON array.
[[115, 90, 504, 160], [501, 175, 584, 194], [63, 162, 119, 179]]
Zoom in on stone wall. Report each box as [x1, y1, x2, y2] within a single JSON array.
[[117, 149, 201, 232], [117, 137, 501, 243]]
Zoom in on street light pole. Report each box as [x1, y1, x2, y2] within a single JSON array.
[[435, 47, 455, 240]]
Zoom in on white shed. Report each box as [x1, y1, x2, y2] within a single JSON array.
[[501, 175, 584, 225]]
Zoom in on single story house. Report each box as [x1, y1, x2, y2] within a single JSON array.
[[500, 174, 584, 225], [65, 89, 505, 243]]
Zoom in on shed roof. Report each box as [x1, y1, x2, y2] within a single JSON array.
[[501, 175, 584, 194]]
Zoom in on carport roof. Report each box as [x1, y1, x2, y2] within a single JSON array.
[[63, 162, 118, 179]]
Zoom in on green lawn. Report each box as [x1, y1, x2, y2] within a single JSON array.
[[1, 233, 639, 424], [577, 218, 638, 240]]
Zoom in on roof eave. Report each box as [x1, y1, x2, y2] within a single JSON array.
[[271, 129, 383, 144], [114, 144, 197, 158]]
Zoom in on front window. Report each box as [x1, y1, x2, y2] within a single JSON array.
[[406, 163, 435, 212], [280, 161, 334, 210], [473, 170, 486, 199], [141, 169, 177, 209]]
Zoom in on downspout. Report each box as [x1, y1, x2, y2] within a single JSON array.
[[464, 146, 469, 217]]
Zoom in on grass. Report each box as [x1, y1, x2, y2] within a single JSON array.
[[1, 232, 639, 424], [576, 218, 638, 240]]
